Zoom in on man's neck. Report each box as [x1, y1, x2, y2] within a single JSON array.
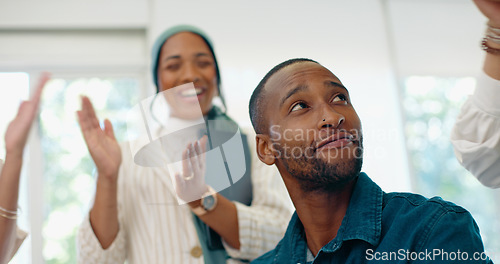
[[284, 175, 356, 257]]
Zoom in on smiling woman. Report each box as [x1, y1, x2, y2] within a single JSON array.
[[76, 25, 293, 264], [155, 31, 221, 120]]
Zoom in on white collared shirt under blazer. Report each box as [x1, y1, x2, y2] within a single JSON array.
[[76, 125, 294, 264]]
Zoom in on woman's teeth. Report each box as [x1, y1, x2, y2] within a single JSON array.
[[181, 88, 203, 97]]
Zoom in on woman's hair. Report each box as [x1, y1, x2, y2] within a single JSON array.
[[151, 25, 227, 110]]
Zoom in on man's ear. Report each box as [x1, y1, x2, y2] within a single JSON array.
[[255, 134, 276, 166]]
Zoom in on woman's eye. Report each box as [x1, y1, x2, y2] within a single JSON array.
[[332, 94, 347, 103], [290, 102, 307, 112], [197, 61, 213, 68], [165, 64, 180, 71]]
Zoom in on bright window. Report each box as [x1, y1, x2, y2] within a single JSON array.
[[403, 76, 499, 257], [38, 76, 142, 263]]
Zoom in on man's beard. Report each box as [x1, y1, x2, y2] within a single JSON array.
[[275, 138, 363, 194]]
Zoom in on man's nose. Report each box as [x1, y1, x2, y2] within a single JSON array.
[[317, 104, 345, 130]]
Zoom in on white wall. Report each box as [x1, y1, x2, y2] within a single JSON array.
[[388, 0, 485, 77], [0, 29, 147, 72], [0, 0, 148, 29]]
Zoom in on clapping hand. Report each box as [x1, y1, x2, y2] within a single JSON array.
[[174, 135, 209, 203], [77, 96, 122, 181], [473, 0, 500, 27], [4, 73, 50, 159]]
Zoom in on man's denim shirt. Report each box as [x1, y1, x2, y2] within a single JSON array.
[[252, 173, 493, 264]]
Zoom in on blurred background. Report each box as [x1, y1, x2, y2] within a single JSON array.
[[0, 0, 499, 263]]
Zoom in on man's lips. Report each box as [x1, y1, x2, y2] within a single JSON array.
[[316, 132, 355, 150]]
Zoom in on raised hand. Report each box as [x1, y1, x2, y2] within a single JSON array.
[[473, 0, 500, 27], [174, 135, 209, 203], [4, 73, 50, 158], [77, 96, 122, 180]]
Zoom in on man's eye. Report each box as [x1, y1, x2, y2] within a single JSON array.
[[332, 94, 347, 103], [290, 102, 307, 112]]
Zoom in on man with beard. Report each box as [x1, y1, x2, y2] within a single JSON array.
[[248, 58, 492, 263]]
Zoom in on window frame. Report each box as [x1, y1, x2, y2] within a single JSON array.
[[6, 70, 148, 263]]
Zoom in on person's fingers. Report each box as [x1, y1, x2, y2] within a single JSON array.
[[77, 110, 96, 144], [85, 97, 101, 129], [188, 143, 200, 176], [103, 119, 117, 141], [8, 102, 31, 138], [77, 100, 93, 134], [16, 101, 29, 117], [76, 111, 84, 131], [78, 98, 103, 144], [194, 140, 203, 170], [80, 96, 91, 122], [182, 146, 191, 178], [194, 140, 201, 155], [174, 172, 184, 195], [200, 135, 208, 153], [31, 72, 50, 108], [194, 138, 208, 172], [81, 96, 100, 129], [174, 173, 186, 200], [15, 100, 40, 130], [199, 135, 208, 162]]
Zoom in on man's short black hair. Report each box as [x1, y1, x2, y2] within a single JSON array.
[[249, 58, 319, 134]]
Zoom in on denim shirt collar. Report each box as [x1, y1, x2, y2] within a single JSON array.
[[286, 172, 383, 261], [338, 172, 382, 245]]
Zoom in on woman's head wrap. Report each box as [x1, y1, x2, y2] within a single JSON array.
[[151, 24, 225, 110]]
